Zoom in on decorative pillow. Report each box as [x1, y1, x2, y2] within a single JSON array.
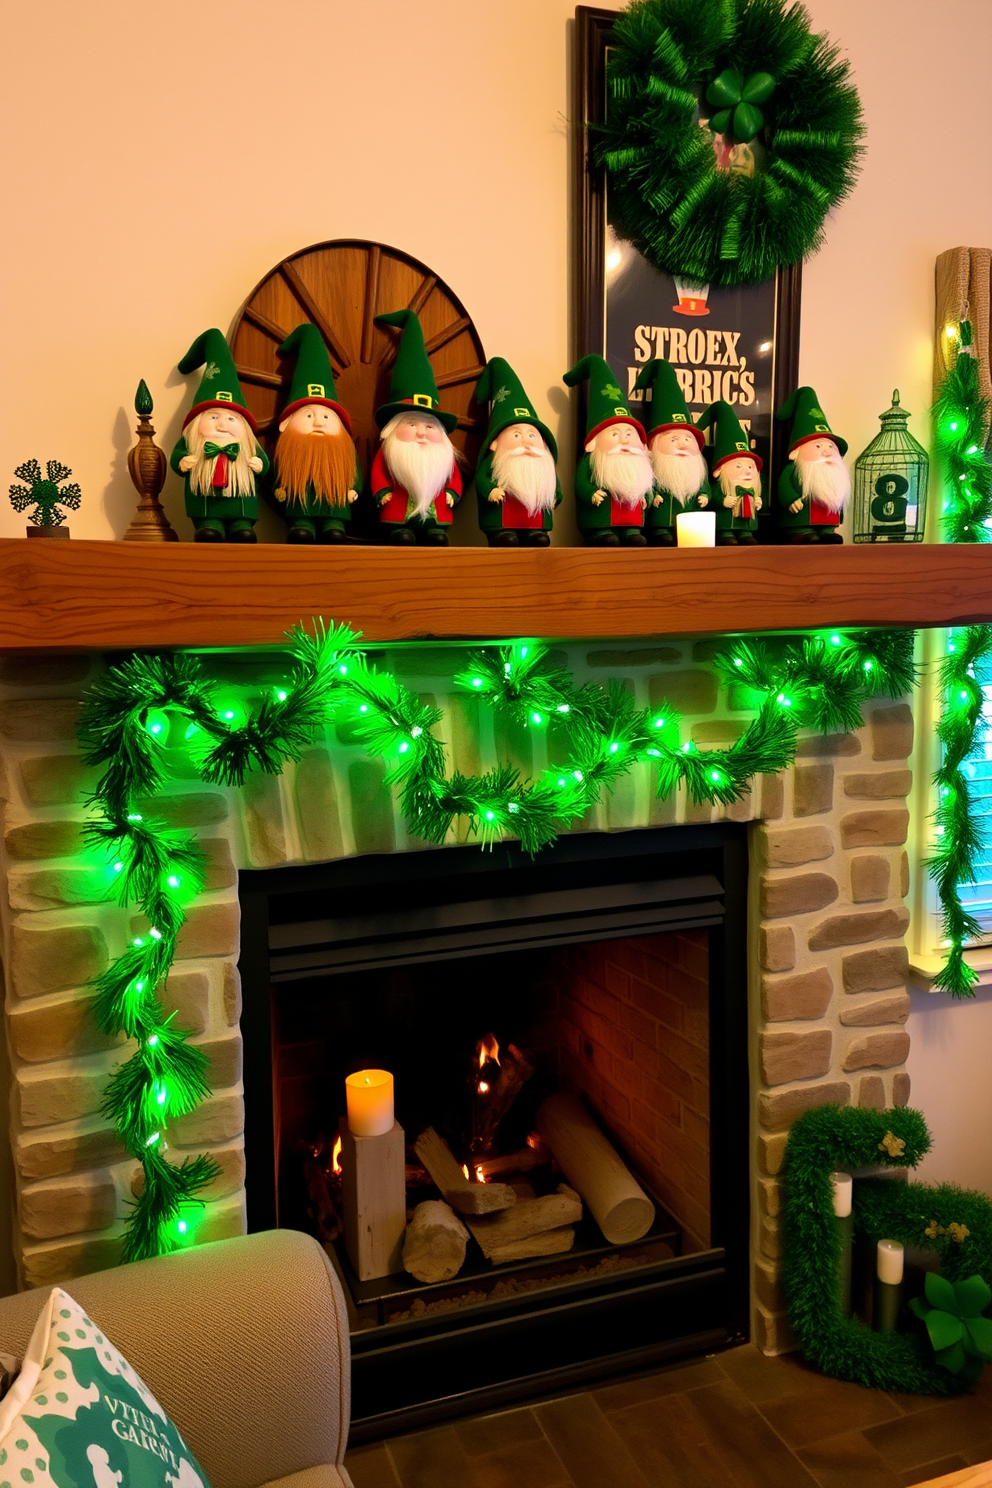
[[0, 1286, 210, 1487]]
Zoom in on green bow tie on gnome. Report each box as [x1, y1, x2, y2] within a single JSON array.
[[204, 441, 241, 459], [706, 67, 775, 144]]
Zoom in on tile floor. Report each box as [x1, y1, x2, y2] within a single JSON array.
[[344, 1344, 992, 1488]]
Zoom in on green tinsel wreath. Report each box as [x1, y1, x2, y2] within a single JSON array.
[[597, 0, 865, 286]]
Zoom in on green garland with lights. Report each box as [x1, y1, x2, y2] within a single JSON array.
[[79, 622, 916, 1261], [929, 320, 992, 996]]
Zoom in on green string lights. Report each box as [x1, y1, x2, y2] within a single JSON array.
[[929, 320, 992, 997], [79, 621, 915, 1261]]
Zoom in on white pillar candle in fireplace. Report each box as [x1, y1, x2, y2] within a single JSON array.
[[676, 511, 716, 547], [830, 1171, 853, 1218], [346, 1069, 394, 1137], [876, 1238, 904, 1285]]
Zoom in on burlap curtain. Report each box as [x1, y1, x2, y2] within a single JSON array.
[[934, 247, 992, 424]]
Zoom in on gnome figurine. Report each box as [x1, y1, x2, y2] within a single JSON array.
[[473, 358, 562, 547], [633, 358, 710, 545], [170, 329, 268, 543], [695, 400, 762, 545], [371, 310, 461, 545], [563, 355, 653, 546], [269, 323, 361, 544], [775, 387, 849, 544]]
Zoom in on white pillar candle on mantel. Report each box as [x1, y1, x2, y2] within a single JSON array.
[[877, 1238, 904, 1285], [676, 511, 716, 547], [831, 1171, 853, 1218], [345, 1069, 394, 1137]]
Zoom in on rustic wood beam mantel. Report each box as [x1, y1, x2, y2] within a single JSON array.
[[0, 538, 988, 652]]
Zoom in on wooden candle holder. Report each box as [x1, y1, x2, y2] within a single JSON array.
[[123, 380, 177, 542], [340, 1118, 406, 1281]]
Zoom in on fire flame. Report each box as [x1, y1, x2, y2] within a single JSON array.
[[462, 1164, 470, 1181], [478, 1081, 490, 1095], [476, 1033, 500, 1070], [331, 1136, 342, 1175], [475, 1165, 486, 1184]]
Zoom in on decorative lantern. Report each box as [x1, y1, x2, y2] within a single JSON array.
[[853, 390, 929, 543]]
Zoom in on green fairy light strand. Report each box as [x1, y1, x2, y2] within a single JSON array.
[[79, 621, 917, 1261], [929, 320, 992, 997]]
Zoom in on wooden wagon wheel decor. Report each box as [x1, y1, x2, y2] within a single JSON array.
[[229, 240, 488, 535]]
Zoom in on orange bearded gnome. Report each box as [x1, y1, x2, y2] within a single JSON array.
[[270, 323, 361, 545]]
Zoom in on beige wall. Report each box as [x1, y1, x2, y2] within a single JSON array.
[[3, 0, 992, 543]]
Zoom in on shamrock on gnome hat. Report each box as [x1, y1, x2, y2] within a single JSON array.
[[775, 386, 849, 544], [270, 322, 361, 545], [696, 398, 761, 545], [474, 357, 561, 547], [563, 354, 652, 546], [633, 358, 710, 545], [170, 328, 268, 543]]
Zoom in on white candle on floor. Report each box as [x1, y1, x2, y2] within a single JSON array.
[[831, 1171, 853, 1218], [877, 1238, 904, 1285], [676, 512, 716, 547], [346, 1069, 394, 1137]]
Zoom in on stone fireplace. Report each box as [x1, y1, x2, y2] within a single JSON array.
[[0, 633, 915, 1364]]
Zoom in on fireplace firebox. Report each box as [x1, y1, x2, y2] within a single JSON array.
[[238, 825, 749, 1440]]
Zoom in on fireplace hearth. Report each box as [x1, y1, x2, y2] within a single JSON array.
[[239, 824, 749, 1439]]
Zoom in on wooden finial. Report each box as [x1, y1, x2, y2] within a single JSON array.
[[122, 381, 178, 542]]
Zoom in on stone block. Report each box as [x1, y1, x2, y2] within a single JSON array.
[[0, 654, 89, 686], [808, 906, 909, 951], [840, 993, 911, 1027], [759, 1216, 782, 1260], [161, 970, 210, 1035], [851, 856, 891, 903], [294, 750, 344, 863], [761, 1029, 832, 1086], [16, 1061, 111, 1127], [724, 787, 756, 823], [0, 698, 81, 741], [892, 1071, 911, 1106], [132, 791, 229, 827], [761, 872, 838, 919], [684, 798, 715, 825], [223, 963, 242, 1026], [20, 1172, 118, 1240], [8, 989, 120, 1062], [760, 926, 795, 972], [648, 670, 717, 714], [757, 1179, 782, 1219], [448, 695, 482, 778], [760, 775, 784, 821], [348, 758, 396, 855], [758, 1080, 851, 1132], [900, 851, 910, 898], [762, 967, 833, 1022], [191, 1031, 243, 1089], [22, 1235, 123, 1289], [840, 810, 909, 849], [859, 1076, 886, 1109], [199, 836, 236, 892], [761, 825, 833, 868], [793, 764, 833, 817], [195, 1195, 247, 1246], [872, 704, 913, 761], [8, 866, 107, 910], [10, 922, 108, 998], [493, 710, 533, 775], [795, 733, 860, 757], [758, 1132, 788, 1175], [691, 720, 746, 745], [16, 1120, 127, 1181], [241, 773, 288, 867], [843, 770, 913, 800], [132, 901, 239, 959], [588, 646, 681, 667], [20, 754, 98, 806], [170, 1092, 244, 1146], [754, 1258, 786, 1314], [753, 1306, 797, 1356], [203, 1143, 247, 1200], [843, 1030, 911, 1072], [5, 819, 84, 860], [842, 945, 909, 993]]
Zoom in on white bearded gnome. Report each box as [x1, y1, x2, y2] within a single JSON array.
[[371, 309, 462, 545], [632, 357, 710, 545], [473, 357, 562, 547], [775, 387, 850, 544], [563, 354, 653, 546]]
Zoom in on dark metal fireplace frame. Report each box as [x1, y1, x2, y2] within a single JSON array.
[[239, 824, 750, 1439]]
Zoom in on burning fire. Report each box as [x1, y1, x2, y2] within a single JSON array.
[[477, 1033, 500, 1070], [478, 1081, 490, 1095], [474, 1165, 486, 1184], [331, 1136, 342, 1175], [462, 1164, 470, 1181]]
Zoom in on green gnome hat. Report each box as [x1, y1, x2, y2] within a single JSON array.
[[374, 309, 458, 433], [278, 323, 352, 435], [775, 386, 848, 457], [696, 399, 762, 474], [474, 357, 558, 461], [563, 355, 645, 444], [632, 359, 704, 448], [179, 328, 257, 433]]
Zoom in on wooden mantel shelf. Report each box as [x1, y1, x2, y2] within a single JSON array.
[[0, 538, 989, 652]]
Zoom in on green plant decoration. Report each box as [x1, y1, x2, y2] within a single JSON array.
[[909, 1273, 992, 1382], [596, 0, 865, 286], [785, 1105, 992, 1394], [9, 458, 82, 528]]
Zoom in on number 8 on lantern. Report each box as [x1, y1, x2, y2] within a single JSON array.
[[853, 390, 929, 543]]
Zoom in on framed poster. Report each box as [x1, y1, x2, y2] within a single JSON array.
[[573, 7, 802, 531]]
